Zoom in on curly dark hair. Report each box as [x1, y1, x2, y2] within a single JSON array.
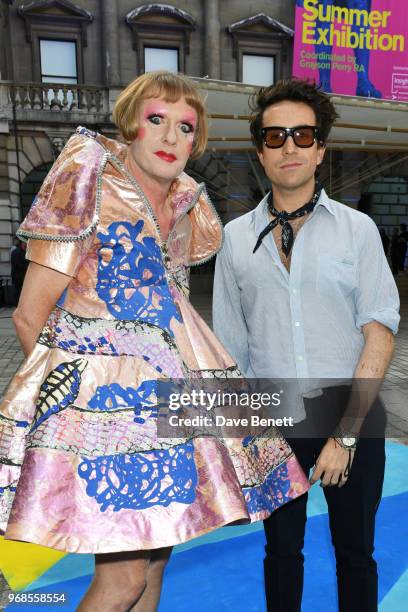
[[249, 78, 339, 151]]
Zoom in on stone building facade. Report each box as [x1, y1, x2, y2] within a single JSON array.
[[0, 0, 299, 281], [1, 0, 408, 284]]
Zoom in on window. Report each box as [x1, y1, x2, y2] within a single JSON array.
[[242, 55, 274, 86], [18, 0, 92, 85], [126, 5, 195, 74], [227, 14, 293, 84], [40, 40, 78, 84], [144, 48, 178, 73], [39, 39, 77, 107]]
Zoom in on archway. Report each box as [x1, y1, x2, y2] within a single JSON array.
[[21, 163, 52, 219]]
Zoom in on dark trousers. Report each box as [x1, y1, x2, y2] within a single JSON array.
[[263, 390, 386, 612]]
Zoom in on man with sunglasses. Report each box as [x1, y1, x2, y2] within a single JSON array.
[[213, 79, 399, 611]]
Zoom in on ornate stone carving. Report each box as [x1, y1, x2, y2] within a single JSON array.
[[47, 133, 69, 157]]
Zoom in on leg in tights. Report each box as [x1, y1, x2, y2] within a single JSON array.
[[78, 547, 172, 612], [130, 547, 172, 611]]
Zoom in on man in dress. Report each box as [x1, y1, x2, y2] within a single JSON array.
[[213, 79, 399, 611]]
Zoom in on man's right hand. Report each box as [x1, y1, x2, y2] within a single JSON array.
[[309, 437, 355, 488]]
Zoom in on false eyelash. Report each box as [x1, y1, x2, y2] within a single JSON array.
[[147, 114, 162, 122]]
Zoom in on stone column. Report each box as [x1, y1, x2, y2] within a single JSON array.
[[0, 133, 13, 278], [0, 80, 12, 277], [204, 0, 220, 80], [100, 0, 120, 86], [0, 1, 14, 80]]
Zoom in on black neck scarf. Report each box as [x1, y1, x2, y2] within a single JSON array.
[[253, 183, 322, 256]]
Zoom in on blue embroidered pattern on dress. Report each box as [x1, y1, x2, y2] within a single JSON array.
[[0, 483, 17, 496], [244, 463, 291, 514], [88, 381, 158, 423], [96, 220, 181, 335], [78, 442, 197, 511], [54, 333, 118, 356]]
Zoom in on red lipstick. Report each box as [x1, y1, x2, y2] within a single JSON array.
[[155, 151, 177, 163]]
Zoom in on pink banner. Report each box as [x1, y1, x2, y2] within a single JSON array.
[[293, 0, 408, 101]]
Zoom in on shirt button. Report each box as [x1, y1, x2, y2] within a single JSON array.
[[298, 356, 303, 361], [292, 289, 297, 294], [295, 321, 300, 327]]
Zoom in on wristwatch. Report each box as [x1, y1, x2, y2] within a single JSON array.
[[332, 424, 358, 450], [335, 436, 357, 450]]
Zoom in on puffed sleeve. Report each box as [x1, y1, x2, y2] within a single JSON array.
[[17, 128, 108, 277], [171, 172, 223, 265]]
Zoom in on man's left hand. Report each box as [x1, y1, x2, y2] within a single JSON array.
[[309, 438, 355, 487]]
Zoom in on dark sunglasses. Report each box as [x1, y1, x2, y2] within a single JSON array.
[[260, 125, 320, 149]]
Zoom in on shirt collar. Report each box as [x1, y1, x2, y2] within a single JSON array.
[[315, 189, 336, 215], [254, 187, 335, 234]]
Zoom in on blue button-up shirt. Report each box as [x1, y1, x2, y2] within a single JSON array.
[[213, 189, 400, 389]]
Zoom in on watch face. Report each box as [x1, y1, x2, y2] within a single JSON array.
[[343, 437, 356, 447]]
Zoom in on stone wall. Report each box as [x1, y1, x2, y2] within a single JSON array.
[[8, 0, 295, 85], [2, 0, 407, 281], [0, 129, 55, 276], [0, 132, 12, 277], [0, 0, 296, 278]]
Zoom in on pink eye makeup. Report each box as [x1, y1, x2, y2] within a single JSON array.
[[145, 114, 196, 135], [181, 112, 197, 128], [180, 122, 195, 134], [147, 114, 163, 125], [179, 114, 196, 141], [143, 102, 168, 120], [142, 102, 197, 130]]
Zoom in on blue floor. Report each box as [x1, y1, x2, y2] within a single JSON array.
[[160, 493, 408, 612], [6, 442, 408, 612]]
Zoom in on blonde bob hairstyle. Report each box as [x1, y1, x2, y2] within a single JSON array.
[[113, 71, 208, 159]]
